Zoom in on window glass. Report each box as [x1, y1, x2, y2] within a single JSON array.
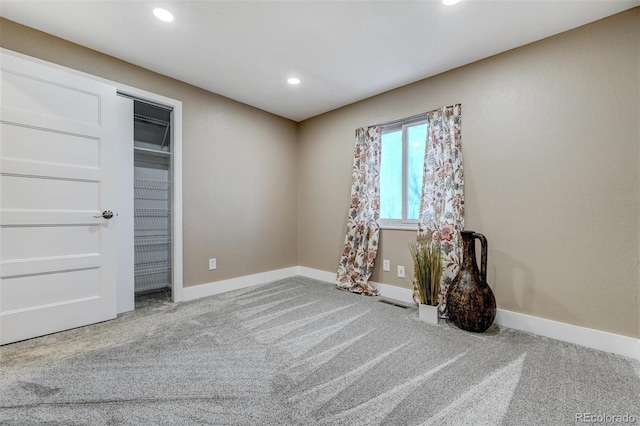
[[379, 119, 427, 226], [407, 123, 427, 220], [380, 129, 402, 220]]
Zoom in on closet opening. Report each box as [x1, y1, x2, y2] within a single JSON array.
[[132, 99, 173, 307]]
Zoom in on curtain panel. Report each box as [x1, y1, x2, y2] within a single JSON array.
[[417, 104, 464, 308], [336, 126, 382, 296]]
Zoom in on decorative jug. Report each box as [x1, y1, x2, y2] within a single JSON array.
[[446, 231, 496, 333]]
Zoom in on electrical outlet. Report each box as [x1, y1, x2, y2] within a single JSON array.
[[397, 265, 405, 278], [208, 258, 217, 270], [383, 259, 390, 271]]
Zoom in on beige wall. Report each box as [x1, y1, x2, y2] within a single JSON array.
[[298, 9, 640, 338], [0, 18, 299, 287]]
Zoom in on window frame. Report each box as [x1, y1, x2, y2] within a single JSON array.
[[379, 117, 428, 230]]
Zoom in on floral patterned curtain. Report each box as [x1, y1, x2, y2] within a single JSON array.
[[417, 104, 464, 308], [337, 126, 381, 296]]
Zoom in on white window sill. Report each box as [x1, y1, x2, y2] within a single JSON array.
[[379, 222, 418, 231]]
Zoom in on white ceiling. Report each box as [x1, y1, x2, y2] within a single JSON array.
[[1, 1, 638, 122]]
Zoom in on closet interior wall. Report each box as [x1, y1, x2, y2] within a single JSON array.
[[133, 101, 172, 295]]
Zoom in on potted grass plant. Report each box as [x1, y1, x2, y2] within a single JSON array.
[[410, 238, 443, 324]]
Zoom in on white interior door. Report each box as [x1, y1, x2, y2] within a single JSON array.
[[0, 52, 120, 345]]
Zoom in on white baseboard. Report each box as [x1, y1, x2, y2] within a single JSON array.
[[297, 268, 416, 305], [372, 281, 414, 304], [297, 266, 336, 283], [181, 266, 640, 361], [494, 309, 640, 361], [182, 266, 299, 301]]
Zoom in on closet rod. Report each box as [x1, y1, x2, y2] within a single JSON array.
[[134, 113, 170, 127], [117, 92, 173, 111], [135, 158, 170, 166]]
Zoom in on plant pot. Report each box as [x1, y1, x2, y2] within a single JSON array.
[[419, 304, 439, 324]]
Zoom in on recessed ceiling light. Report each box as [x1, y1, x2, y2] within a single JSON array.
[[287, 77, 301, 85], [153, 8, 174, 22], [442, 0, 461, 5]]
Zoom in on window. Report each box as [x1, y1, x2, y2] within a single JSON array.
[[380, 119, 427, 228]]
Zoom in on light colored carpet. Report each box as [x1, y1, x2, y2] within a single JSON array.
[[1, 276, 638, 425]]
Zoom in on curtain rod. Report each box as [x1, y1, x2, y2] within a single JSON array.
[[367, 103, 460, 129], [367, 111, 429, 129]]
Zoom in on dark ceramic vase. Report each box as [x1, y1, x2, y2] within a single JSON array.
[[446, 231, 496, 333]]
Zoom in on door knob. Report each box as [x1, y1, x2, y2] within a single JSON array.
[[94, 210, 114, 219]]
